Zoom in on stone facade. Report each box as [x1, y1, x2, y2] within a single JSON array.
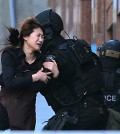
[[0, 0, 48, 47], [49, 0, 120, 48], [0, 0, 120, 50]]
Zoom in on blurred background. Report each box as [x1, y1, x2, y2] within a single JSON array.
[[0, 0, 120, 131], [1, 0, 120, 51]]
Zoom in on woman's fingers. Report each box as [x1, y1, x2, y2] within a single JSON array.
[[51, 59, 57, 65], [44, 76, 51, 84], [40, 67, 44, 71], [46, 72, 52, 75], [47, 76, 51, 80]]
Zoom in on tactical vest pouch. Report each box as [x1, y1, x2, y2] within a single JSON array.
[[67, 39, 94, 67], [58, 38, 95, 67], [54, 84, 82, 106], [103, 72, 115, 90], [103, 70, 120, 108], [103, 70, 120, 91], [106, 108, 120, 130], [43, 110, 78, 130]]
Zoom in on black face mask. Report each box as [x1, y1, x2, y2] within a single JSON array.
[[41, 35, 54, 54], [41, 25, 61, 54], [44, 26, 53, 40], [41, 26, 55, 53]]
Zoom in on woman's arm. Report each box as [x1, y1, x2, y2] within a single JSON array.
[[1, 51, 33, 89], [1, 51, 51, 89]]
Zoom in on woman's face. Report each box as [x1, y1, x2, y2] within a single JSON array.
[[24, 27, 44, 51]]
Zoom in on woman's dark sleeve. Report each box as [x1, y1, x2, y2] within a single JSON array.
[[1, 51, 33, 89]]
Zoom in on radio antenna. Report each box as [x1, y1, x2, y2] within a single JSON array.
[[64, 31, 70, 39]]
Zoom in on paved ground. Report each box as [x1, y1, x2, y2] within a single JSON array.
[[35, 93, 54, 130]]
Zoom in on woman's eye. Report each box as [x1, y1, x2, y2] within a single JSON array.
[[41, 35, 44, 39], [37, 34, 44, 39]]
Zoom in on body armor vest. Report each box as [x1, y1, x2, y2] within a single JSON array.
[[101, 58, 120, 112], [98, 40, 120, 112], [52, 39, 103, 106]]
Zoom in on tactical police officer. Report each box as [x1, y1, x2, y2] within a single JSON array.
[[98, 40, 120, 112], [35, 9, 108, 130]]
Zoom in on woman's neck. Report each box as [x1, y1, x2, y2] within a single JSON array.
[[23, 45, 36, 64]]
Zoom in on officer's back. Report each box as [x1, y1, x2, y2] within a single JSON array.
[[35, 9, 108, 130]]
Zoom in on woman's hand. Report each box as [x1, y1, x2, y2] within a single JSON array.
[[32, 68, 51, 84], [43, 60, 59, 78]]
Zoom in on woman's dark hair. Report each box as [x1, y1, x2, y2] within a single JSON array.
[[6, 17, 44, 47]]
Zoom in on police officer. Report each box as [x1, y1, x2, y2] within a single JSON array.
[[35, 9, 108, 130], [98, 40, 120, 112]]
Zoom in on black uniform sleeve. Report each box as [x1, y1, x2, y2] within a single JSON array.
[[52, 49, 75, 80], [1, 51, 33, 89]]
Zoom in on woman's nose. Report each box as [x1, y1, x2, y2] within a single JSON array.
[[39, 36, 44, 42]]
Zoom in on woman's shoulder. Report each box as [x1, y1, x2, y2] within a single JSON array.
[[2, 47, 23, 57]]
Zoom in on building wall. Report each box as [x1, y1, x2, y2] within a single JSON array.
[[0, 0, 10, 47], [95, 0, 120, 46], [116, 0, 120, 40], [49, 0, 120, 48], [95, 0, 106, 46], [48, 0, 92, 44], [14, 0, 49, 28], [80, 0, 91, 44], [0, 0, 120, 49], [0, 0, 48, 46], [1, 0, 119, 48]]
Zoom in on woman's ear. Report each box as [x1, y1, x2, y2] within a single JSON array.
[[23, 36, 28, 41]]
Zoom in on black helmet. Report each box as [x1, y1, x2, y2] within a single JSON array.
[[98, 40, 120, 59], [98, 40, 120, 70], [35, 9, 63, 39]]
